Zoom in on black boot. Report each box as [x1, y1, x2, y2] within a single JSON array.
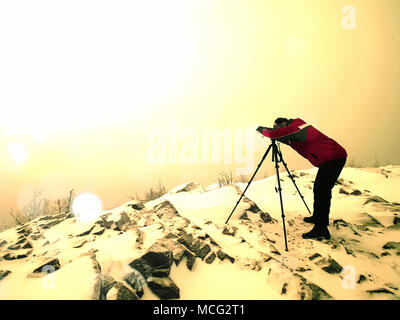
[[302, 225, 331, 240], [303, 216, 316, 224]]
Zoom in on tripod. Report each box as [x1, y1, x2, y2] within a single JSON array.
[[225, 139, 312, 251]]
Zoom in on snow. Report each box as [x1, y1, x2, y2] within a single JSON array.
[[0, 165, 399, 300]]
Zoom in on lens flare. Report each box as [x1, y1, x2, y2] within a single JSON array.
[[72, 193, 102, 222], [8, 142, 27, 165]]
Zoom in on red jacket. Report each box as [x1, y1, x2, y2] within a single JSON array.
[[260, 118, 347, 167]]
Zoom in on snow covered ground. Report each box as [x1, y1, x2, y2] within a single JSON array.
[[0, 166, 399, 300]]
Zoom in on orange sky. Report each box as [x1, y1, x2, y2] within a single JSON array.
[[1, 0, 399, 223]]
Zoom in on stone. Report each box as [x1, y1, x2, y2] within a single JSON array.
[[0, 270, 11, 281], [3, 250, 32, 260], [185, 251, 196, 270], [205, 253, 216, 264], [366, 288, 394, 295], [364, 196, 389, 205], [0, 240, 7, 248], [129, 245, 172, 279], [77, 226, 95, 237], [129, 202, 145, 210], [318, 258, 342, 274], [106, 282, 140, 300], [383, 242, 400, 250], [222, 226, 237, 236], [123, 270, 146, 298], [216, 250, 235, 263], [33, 259, 61, 273], [197, 244, 211, 260], [260, 212, 273, 223], [147, 277, 180, 300], [21, 241, 33, 249], [115, 212, 131, 231]]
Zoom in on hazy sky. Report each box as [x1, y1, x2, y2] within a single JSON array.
[[1, 0, 399, 223]]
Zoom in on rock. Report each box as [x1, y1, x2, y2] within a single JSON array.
[[383, 242, 400, 250], [350, 189, 362, 196], [357, 275, 367, 284], [260, 212, 273, 223], [205, 253, 216, 264], [30, 234, 43, 241], [91, 225, 105, 235], [147, 277, 180, 300], [222, 226, 237, 236], [239, 212, 250, 220], [366, 288, 394, 295], [77, 226, 95, 237], [184, 251, 196, 270], [0, 240, 7, 248], [364, 196, 389, 205], [0, 270, 11, 281], [197, 244, 211, 260], [129, 245, 172, 279], [41, 220, 62, 229], [3, 250, 32, 260], [178, 232, 202, 253], [269, 245, 281, 255], [123, 270, 146, 298], [115, 212, 131, 231], [21, 241, 33, 249], [316, 258, 342, 274], [393, 216, 400, 225], [129, 202, 145, 210], [242, 197, 262, 214], [106, 282, 140, 300], [73, 239, 87, 248], [33, 259, 61, 273], [7, 243, 21, 250], [154, 201, 180, 220], [216, 250, 235, 263]]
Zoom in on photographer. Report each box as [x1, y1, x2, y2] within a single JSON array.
[[257, 118, 347, 240]]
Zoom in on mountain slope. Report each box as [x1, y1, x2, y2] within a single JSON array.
[[0, 166, 399, 300]]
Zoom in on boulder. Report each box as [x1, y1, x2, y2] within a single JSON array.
[[124, 270, 147, 298], [383, 242, 400, 250], [129, 202, 145, 210], [33, 258, 61, 273], [205, 253, 216, 264], [115, 212, 131, 231], [0, 270, 11, 281], [106, 282, 140, 300], [147, 277, 180, 300], [129, 245, 172, 279]]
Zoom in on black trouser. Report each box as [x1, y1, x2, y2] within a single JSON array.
[[313, 157, 347, 226]]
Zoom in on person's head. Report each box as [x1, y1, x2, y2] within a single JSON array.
[[273, 117, 290, 129]]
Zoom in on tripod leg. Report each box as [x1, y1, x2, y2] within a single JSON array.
[[278, 151, 312, 215], [225, 144, 272, 224], [273, 144, 289, 252]]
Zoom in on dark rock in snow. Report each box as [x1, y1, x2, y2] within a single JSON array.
[[123, 270, 146, 298], [3, 250, 32, 260], [260, 212, 273, 223], [106, 281, 140, 300], [0, 270, 11, 281], [383, 242, 400, 250], [216, 250, 235, 263], [185, 251, 196, 270], [308, 253, 322, 261], [129, 202, 145, 210], [205, 252, 216, 264], [197, 244, 211, 260], [0, 240, 7, 248], [366, 288, 394, 295], [364, 196, 389, 205], [33, 258, 61, 273], [147, 277, 180, 300], [316, 258, 343, 274], [129, 245, 172, 279], [115, 212, 131, 231]]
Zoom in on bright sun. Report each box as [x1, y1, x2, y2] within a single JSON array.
[[8, 142, 27, 165], [72, 193, 103, 222]]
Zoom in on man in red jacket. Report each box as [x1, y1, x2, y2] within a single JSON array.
[[256, 118, 347, 240]]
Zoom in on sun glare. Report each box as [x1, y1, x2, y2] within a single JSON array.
[[72, 193, 103, 222], [8, 142, 27, 165]]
